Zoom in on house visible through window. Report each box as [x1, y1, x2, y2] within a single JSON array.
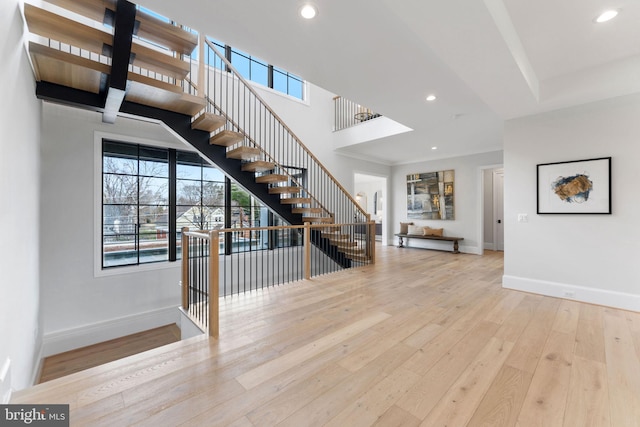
[[102, 140, 282, 269], [102, 141, 169, 268]]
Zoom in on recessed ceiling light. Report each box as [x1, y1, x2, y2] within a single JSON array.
[[300, 3, 318, 19], [431, 146, 438, 150], [594, 9, 619, 23], [426, 94, 437, 102]]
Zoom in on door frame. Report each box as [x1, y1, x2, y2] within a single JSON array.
[[493, 168, 504, 251], [477, 164, 504, 254]]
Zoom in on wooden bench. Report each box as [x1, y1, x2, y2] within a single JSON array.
[[395, 233, 464, 254]]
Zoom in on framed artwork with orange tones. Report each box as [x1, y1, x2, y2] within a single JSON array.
[[537, 157, 611, 214]]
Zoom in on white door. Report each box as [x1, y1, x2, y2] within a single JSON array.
[[493, 169, 504, 251]]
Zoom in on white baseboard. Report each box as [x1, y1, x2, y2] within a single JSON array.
[[503, 275, 640, 312], [178, 308, 205, 340], [30, 344, 44, 387], [42, 306, 179, 357], [484, 242, 496, 251]]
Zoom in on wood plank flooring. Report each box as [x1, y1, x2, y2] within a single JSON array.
[[12, 246, 640, 426], [38, 324, 181, 383]]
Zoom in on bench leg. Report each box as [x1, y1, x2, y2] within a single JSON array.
[[453, 240, 459, 254], [398, 236, 404, 248]]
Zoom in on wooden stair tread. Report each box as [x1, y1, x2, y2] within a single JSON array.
[[255, 174, 288, 184], [43, 0, 197, 55], [25, 4, 190, 80], [126, 74, 206, 116], [131, 42, 191, 80], [24, 4, 112, 54], [241, 161, 275, 173], [135, 10, 198, 55], [333, 240, 358, 248], [291, 207, 323, 214], [227, 146, 261, 160], [302, 217, 334, 223], [346, 254, 370, 262], [281, 197, 311, 205], [210, 130, 244, 147], [44, 0, 116, 23], [269, 186, 300, 195], [28, 41, 202, 115], [192, 113, 226, 132], [322, 232, 349, 240], [341, 248, 366, 254], [28, 42, 109, 94]]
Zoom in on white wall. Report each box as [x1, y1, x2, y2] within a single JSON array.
[[504, 93, 640, 311], [254, 83, 392, 191], [391, 151, 503, 254], [0, 0, 42, 393], [39, 104, 185, 356]]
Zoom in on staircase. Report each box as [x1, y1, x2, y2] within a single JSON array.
[[22, 0, 372, 266]]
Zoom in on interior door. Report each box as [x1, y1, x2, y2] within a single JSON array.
[[493, 169, 504, 251]]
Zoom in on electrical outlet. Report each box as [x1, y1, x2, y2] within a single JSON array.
[[0, 358, 11, 404], [517, 213, 528, 223], [563, 290, 576, 298]]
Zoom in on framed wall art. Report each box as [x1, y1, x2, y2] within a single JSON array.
[[406, 170, 454, 220], [537, 157, 611, 214]]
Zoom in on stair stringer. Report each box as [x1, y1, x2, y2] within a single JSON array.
[[120, 101, 301, 225], [120, 102, 352, 268]]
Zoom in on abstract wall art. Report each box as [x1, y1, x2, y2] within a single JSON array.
[[537, 157, 611, 214], [406, 170, 454, 220]]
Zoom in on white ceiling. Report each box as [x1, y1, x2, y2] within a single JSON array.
[[136, 0, 640, 165]]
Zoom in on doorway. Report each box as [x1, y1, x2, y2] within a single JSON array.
[[493, 169, 504, 251], [481, 166, 504, 252], [354, 173, 388, 245]]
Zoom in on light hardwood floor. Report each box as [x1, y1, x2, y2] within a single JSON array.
[[38, 324, 181, 383], [12, 246, 640, 426]]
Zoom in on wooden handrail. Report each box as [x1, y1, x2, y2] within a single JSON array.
[[204, 39, 367, 218]]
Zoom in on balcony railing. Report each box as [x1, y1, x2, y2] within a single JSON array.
[[333, 96, 382, 131]]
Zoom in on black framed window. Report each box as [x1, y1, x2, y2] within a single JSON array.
[[102, 141, 289, 269], [102, 141, 169, 268], [206, 37, 304, 100], [176, 151, 226, 258]]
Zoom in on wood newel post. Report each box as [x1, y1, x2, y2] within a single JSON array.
[[304, 222, 311, 280], [209, 230, 219, 338], [369, 217, 376, 265], [371, 216, 376, 263], [181, 227, 189, 310]]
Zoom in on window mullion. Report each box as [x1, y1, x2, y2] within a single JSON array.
[[136, 145, 141, 265], [168, 149, 177, 261]]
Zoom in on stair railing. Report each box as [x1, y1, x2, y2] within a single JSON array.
[[181, 221, 375, 337], [200, 40, 368, 226]]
